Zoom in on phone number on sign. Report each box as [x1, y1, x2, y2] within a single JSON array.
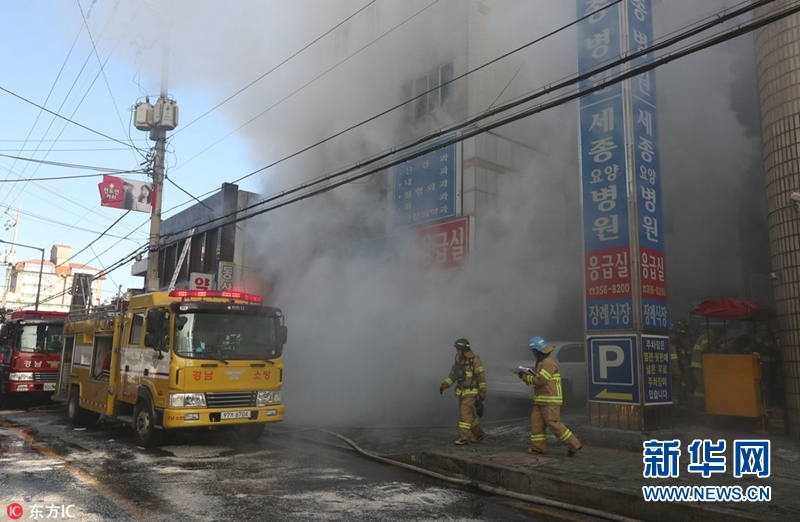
[[642, 284, 667, 297], [587, 283, 630, 297]]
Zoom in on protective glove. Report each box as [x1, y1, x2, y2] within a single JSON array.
[[439, 384, 446, 395], [478, 390, 486, 401]]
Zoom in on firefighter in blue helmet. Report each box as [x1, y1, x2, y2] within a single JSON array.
[[440, 338, 486, 445], [517, 336, 582, 456]]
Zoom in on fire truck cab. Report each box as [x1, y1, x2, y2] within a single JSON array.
[[0, 310, 66, 408], [55, 289, 287, 447]]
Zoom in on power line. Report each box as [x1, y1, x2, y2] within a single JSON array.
[[0, 152, 143, 174], [151, 0, 796, 247], [89, 0, 796, 281], [0, 17, 87, 208], [183, 0, 623, 189], [175, 0, 378, 135], [54, 210, 131, 270], [173, 0, 441, 173], [0, 85, 145, 152]]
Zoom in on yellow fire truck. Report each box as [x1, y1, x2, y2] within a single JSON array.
[[54, 289, 287, 447]]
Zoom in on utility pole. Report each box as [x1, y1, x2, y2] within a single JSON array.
[[146, 123, 167, 292], [135, 95, 177, 292], [1, 199, 21, 308], [138, 20, 176, 292]]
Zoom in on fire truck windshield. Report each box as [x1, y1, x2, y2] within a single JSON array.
[[173, 312, 283, 361], [16, 322, 64, 354]]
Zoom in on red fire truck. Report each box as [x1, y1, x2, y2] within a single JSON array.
[[0, 310, 67, 408]]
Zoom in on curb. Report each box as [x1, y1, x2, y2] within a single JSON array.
[[398, 451, 771, 522]]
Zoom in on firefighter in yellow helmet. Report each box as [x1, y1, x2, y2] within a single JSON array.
[[518, 336, 582, 456], [439, 338, 486, 445]]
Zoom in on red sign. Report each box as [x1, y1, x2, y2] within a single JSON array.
[[416, 216, 470, 271], [640, 247, 668, 301], [584, 246, 633, 300]]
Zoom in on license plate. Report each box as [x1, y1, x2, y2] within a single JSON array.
[[43, 383, 56, 391], [220, 410, 251, 420]]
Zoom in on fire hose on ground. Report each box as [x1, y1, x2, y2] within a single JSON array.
[[319, 429, 643, 522]]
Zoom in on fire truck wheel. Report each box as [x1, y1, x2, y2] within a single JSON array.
[[236, 423, 264, 442], [67, 387, 96, 428], [133, 399, 160, 448]]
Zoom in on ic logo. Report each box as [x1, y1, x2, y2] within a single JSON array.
[[7, 503, 24, 520]]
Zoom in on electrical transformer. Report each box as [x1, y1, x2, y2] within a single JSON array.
[[154, 98, 179, 130], [134, 101, 154, 131]]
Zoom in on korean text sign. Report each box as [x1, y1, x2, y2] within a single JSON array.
[[393, 136, 457, 229], [577, 0, 632, 330]]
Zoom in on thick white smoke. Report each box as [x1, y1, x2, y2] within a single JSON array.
[[90, 0, 768, 426]]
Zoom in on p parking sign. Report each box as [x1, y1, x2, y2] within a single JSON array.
[[587, 335, 639, 404]]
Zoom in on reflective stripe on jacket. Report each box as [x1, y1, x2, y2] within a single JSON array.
[[524, 354, 562, 404], [442, 350, 486, 397]]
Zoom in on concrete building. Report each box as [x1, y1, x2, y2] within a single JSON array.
[[1, 244, 104, 312], [755, 4, 800, 438], [131, 183, 267, 296], [150, 2, 785, 431]]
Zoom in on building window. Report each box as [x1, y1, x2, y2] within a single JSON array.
[[204, 229, 218, 273], [190, 233, 204, 274], [405, 62, 454, 122], [161, 244, 177, 287], [129, 314, 144, 345]]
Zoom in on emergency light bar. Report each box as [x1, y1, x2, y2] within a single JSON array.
[[168, 289, 263, 304]]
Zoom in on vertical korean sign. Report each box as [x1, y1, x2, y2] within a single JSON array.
[[577, 0, 632, 331], [577, 0, 667, 334], [392, 135, 457, 229], [629, 0, 668, 330]]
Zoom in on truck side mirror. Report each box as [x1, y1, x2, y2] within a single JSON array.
[[277, 325, 288, 345], [145, 309, 160, 334], [144, 333, 157, 348]]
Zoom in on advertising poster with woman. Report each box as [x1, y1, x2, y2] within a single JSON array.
[[97, 175, 155, 213]]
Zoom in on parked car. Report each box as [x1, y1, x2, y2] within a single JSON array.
[[486, 341, 587, 405]]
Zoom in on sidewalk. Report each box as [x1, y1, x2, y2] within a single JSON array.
[[271, 409, 800, 522]]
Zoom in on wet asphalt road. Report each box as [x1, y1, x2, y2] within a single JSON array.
[[1, 403, 597, 522]]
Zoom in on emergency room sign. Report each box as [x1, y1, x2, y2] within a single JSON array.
[[416, 216, 471, 272]]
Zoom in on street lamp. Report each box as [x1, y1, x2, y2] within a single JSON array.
[[0, 239, 44, 311]]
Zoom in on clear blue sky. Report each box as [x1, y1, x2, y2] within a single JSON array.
[[0, 1, 260, 300]]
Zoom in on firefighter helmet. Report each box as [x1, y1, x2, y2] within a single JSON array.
[[528, 336, 547, 351], [454, 338, 471, 350]]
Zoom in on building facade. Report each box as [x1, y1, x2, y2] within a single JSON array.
[[755, 4, 800, 438], [151, 1, 784, 431], [2, 244, 104, 311]]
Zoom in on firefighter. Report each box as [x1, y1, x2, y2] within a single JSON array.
[[439, 338, 486, 445], [517, 336, 582, 456], [690, 326, 725, 412]]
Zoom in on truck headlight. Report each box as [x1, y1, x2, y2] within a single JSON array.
[[9, 372, 34, 381], [256, 390, 281, 406], [169, 393, 206, 407]]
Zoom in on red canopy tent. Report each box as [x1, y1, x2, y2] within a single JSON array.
[[690, 297, 776, 322]]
